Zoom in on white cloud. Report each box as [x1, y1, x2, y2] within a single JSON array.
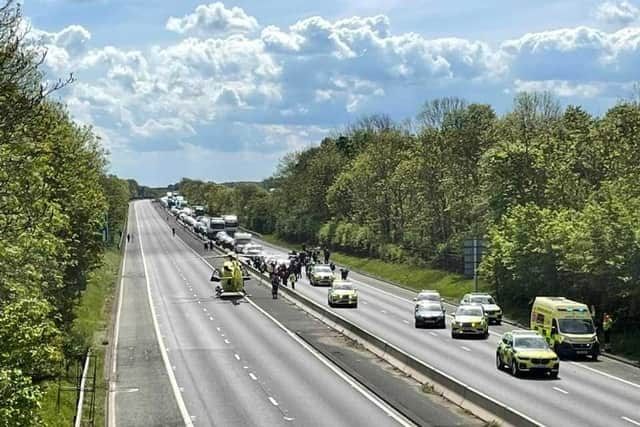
[[596, 1, 640, 26], [26, 3, 640, 185], [502, 26, 640, 82], [513, 79, 604, 98], [166, 2, 259, 37], [26, 24, 91, 71]]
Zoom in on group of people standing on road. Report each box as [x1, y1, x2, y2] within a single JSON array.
[[269, 244, 350, 299]]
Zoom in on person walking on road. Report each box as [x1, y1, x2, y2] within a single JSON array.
[[329, 262, 336, 273], [340, 267, 349, 280], [271, 273, 281, 299], [288, 269, 297, 290], [323, 247, 331, 264], [172, 227, 176, 237], [603, 313, 614, 352], [127, 233, 131, 243]]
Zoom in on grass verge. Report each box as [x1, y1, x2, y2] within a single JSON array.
[[261, 234, 486, 301], [39, 248, 121, 426]]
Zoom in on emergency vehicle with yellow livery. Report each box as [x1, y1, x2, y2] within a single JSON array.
[[530, 297, 599, 360]]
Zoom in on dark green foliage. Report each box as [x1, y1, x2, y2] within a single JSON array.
[[183, 95, 640, 351], [0, 1, 131, 423]]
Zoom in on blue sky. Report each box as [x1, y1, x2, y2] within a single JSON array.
[[22, 0, 640, 186]]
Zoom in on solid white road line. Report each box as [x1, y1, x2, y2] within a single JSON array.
[[552, 387, 569, 395], [569, 362, 640, 390], [244, 297, 414, 426], [622, 416, 640, 426], [162, 211, 415, 426], [108, 213, 129, 427], [160, 204, 546, 427], [135, 204, 194, 427]]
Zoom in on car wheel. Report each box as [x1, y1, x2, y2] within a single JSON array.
[[415, 321, 421, 328], [549, 371, 559, 379], [439, 320, 446, 329], [496, 353, 503, 370], [496, 320, 502, 325], [328, 300, 332, 307], [483, 330, 489, 339], [511, 360, 520, 377], [451, 331, 457, 339], [352, 303, 358, 309], [591, 351, 599, 362]]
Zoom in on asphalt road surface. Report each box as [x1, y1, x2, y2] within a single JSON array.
[[113, 200, 413, 427], [246, 236, 640, 427]]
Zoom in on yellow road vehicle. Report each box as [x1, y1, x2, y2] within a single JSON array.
[[530, 297, 599, 360], [309, 264, 335, 286], [496, 330, 559, 378], [328, 281, 358, 308], [451, 305, 489, 339]]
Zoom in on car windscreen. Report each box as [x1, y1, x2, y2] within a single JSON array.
[[417, 294, 439, 301], [314, 266, 332, 274], [559, 318, 594, 334], [514, 336, 548, 349], [417, 303, 442, 312], [456, 307, 483, 316], [470, 296, 495, 304], [333, 283, 353, 290]]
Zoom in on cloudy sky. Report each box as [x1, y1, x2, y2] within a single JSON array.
[[23, 0, 640, 186]]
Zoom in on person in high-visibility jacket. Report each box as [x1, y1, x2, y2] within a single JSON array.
[[603, 313, 614, 352]]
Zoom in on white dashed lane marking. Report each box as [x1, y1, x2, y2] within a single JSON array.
[[234, 354, 240, 361], [461, 346, 471, 352], [429, 332, 438, 336], [249, 373, 257, 381], [552, 387, 569, 395], [224, 339, 231, 344], [402, 320, 409, 324], [269, 397, 279, 406], [622, 416, 640, 426]]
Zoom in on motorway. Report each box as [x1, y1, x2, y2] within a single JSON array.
[[247, 237, 640, 427], [113, 200, 414, 427]]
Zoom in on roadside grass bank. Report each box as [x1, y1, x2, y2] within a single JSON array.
[[39, 248, 121, 426], [260, 234, 487, 302]]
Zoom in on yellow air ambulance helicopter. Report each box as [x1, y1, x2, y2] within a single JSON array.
[[209, 251, 251, 304]]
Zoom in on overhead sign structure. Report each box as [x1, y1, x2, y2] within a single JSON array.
[[463, 238, 487, 291]]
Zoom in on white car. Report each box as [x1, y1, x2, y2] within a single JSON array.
[[413, 290, 442, 309], [460, 292, 502, 324]]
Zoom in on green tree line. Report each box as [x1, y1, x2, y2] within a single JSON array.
[[177, 96, 640, 346], [0, 2, 133, 423]]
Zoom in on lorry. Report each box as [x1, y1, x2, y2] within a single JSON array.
[[223, 214, 238, 236], [207, 217, 226, 239], [193, 205, 206, 217], [530, 297, 599, 360]]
